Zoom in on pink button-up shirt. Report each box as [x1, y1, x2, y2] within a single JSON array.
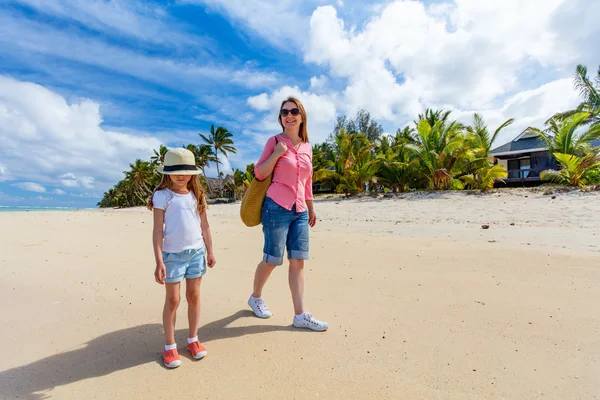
[[254, 134, 313, 212]]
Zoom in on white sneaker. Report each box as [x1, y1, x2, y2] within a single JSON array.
[[248, 295, 272, 318], [293, 312, 328, 332]]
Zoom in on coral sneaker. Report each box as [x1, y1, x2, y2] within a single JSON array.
[[187, 340, 207, 360], [163, 348, 181, 368]]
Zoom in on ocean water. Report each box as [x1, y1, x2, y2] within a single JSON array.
[[0, 206, 87, 212]]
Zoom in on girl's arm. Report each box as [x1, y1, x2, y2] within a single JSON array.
[[200, 210, 216, 268], [153, 208, 166, 284]]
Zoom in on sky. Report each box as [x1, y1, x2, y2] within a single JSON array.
[[1, 0, 598, 208]]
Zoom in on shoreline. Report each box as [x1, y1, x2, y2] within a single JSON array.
[[3, 185, 597, 214]]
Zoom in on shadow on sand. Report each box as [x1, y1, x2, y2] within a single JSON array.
[[1, 310, 299, 399]]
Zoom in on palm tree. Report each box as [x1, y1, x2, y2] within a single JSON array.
[[150, 145, 168, 166], [199, 125, 237, 197], [394, 126, 416, 147], [555, 64, 600, 124], [312, 142, 334, 172], [375, 140, 419, 192], [196, 144, 218, 177], [124, 159, 154, 203], [406, 117, 469, 190], [466, 113, 514, 158], [460, 164, 508, 191], [463, 113, 513, 185], [314, 129, 377, 195], [574, 64, 600, 117], [540, 150, 600, 187], [525, 111, 600, 157]]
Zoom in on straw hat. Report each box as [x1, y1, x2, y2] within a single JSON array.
[[157, 148, 202, 175]]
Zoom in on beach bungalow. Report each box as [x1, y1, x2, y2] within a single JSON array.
[[490, 132, 600, 186], [205, 174, 235, 198]]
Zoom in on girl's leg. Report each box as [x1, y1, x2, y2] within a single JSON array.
[[186, 277, 202, 338], [163, 282, 181, 345], [252, 261, 276, 298], [288, 259, 305, 315]]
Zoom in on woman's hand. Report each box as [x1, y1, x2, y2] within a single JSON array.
[[273, 141, 288, 158], [308, 207, 317, 228]]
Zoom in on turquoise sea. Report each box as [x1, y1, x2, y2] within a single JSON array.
[[0, 206, 88, 212]]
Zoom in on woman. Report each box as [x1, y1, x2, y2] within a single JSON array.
[[247, 96, 328, 331]]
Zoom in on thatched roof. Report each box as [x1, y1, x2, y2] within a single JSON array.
[[204, 174, 234, 194]]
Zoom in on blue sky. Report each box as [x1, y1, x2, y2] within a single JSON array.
[[0, 0, 598, 208]]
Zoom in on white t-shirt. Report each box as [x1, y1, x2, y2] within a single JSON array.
[[152, 189, 204, 253]]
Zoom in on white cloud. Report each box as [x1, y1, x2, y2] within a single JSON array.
[[181, 0, 310, 49], [247, 86, 338, 144], [237, 0, 598, 153], [13, 182, 46, 193], [309, 75, 328, 91], [337, 0, 344, 7], [0, 14, 278, 92], [53, 188, 67, 195], [0, 164, 9, 182], [247, 93, 270, 111], [304, 1, 598, 124], [59, 173, 95, 189], [11, 0, 210, 47], [0, 76, 162, 191], [453, 78, 582, 148]]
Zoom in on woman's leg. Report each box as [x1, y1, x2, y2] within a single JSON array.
[[288, 259, 305, 315], [254, 197, 290, 297], [186, 277, 202, 339], [287, 210, 309, 315], [163, 282, 181, 345], [252, 261, 276, 298]]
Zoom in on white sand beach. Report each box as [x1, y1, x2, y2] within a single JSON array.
[[1, 188, 599, 400]]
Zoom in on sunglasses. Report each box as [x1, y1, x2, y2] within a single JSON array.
[[280, 108, 300, 117]]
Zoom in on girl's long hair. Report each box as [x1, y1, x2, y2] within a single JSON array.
[[146, 175, 207, 215], [278, 96, 308, 143]]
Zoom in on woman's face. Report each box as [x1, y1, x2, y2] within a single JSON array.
[[280, 101, 303, 131]]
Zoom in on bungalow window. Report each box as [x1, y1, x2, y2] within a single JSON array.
[[507, 158, 531, 178]]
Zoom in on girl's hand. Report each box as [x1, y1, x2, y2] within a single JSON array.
[[154, 262, 166, 284], [207, 253, 216, 268], [308, 208, 317, 227], [273, 142, 288, 158]]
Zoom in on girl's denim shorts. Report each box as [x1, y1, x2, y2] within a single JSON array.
[[161, 247, 206, 283], [261, 196, 309, 266]]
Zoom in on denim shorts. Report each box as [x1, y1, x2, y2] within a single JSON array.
[[162, 247, 206, 283], [262, 196, 309, 266]]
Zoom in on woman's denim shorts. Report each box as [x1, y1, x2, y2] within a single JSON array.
[[262, 196, 309, 266], [161, 247, 207, 283]]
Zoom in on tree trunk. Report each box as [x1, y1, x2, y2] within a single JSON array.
[[215, 148, 222, 197]]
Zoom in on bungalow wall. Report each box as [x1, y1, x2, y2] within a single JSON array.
[[496, 150, 558, 183]]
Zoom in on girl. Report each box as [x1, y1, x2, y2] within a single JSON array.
[[247, 96, 328, 332], [147, 147, 216, 368]]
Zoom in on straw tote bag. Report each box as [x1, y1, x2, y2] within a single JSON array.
[[240, 136, 279, 227]]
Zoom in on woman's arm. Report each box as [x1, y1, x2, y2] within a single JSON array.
[[152, 208, 166, 284], [200, 210, 216, 267], [306, 200, 316, 228]]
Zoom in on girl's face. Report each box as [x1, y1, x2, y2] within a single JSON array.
[[170, 174, 192, 189], [280, 101, 303, 131]]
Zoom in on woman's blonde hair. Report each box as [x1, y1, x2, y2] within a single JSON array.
[[146, 174, 207, 215], [278, 96, 309, 143]]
